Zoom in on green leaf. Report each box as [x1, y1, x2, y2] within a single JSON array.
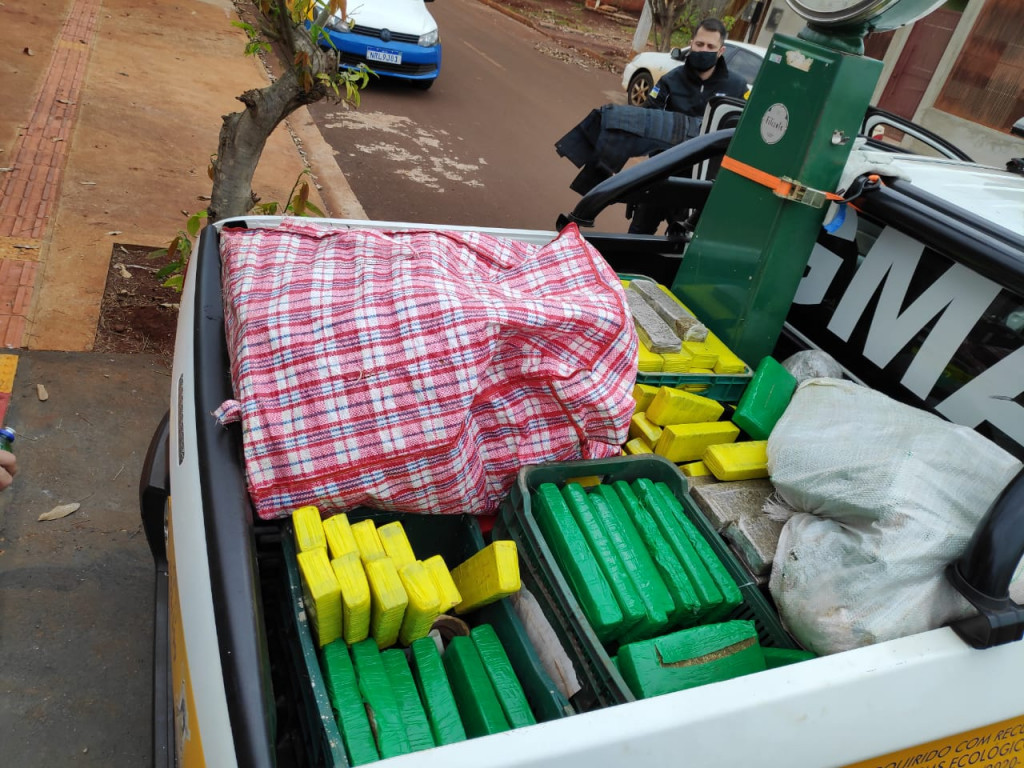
[[162, 274, 185, 292], [156, 261, 183, 279], [148, 248, 169, 260], [301, 199, 324, 217], [186, 211, 207, 238]]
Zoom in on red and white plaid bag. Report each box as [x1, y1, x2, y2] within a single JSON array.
[[217, 219, 637, 519]]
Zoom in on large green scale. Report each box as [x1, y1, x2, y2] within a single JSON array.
[[672, 0, 947, 365]]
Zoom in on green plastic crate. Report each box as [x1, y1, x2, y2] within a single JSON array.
[[494, 454, 800, 712], [635, 368, 752, 402], [282, 511, 573, 767]]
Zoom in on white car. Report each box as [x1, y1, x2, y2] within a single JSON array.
[[621, 41, 768, 106]]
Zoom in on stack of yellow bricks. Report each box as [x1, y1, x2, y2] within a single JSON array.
[[625, 385, 770, 482], [293, 507, 522, 649], [623, 280, 746, 380]]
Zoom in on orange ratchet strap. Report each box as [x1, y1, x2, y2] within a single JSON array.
[[720, 155, 880, 209]]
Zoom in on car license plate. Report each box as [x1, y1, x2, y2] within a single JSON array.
[[366, 46, 401, 65]]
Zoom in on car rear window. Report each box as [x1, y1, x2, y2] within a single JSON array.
[[727, 48, 763, 85]]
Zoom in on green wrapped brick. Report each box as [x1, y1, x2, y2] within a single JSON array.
[[533, 484, 624, 643], [612, 481, 700, 627], [443, 635, 510, 738], [652, 481, 742, 621], [320, 640, 379, 766], [762, 647, 816, 669], [561, 483, 645, 639], [732, 355, 797, 440], [631, 477, 724, 620], [350, 638, 411, 758], [410, 637, 467, 746], [471, 624, 536, 729], [592, 485, 674, 639], [618, 620, 765, 699], [381, 649, 435, 753]]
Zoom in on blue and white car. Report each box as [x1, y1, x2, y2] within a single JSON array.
[[315, 0, 441, 90]]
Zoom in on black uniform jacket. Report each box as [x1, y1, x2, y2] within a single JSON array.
[[645, 54, 747, 117]]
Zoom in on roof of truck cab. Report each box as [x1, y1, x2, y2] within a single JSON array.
[[876, 153, 1024, 238]]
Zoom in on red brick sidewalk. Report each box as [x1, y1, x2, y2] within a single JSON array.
[[0, 0, 101, 349]]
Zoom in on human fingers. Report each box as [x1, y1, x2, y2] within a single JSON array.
[[0, 451, 17, 485]]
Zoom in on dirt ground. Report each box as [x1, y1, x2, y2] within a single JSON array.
[[499, 0, 642, 69], [93, 244, 180, 360], [92, 0, 639, 359]]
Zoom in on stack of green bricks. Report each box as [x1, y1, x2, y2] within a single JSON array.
[[321, 624, 538, 765], [532, 477, 813, 699]]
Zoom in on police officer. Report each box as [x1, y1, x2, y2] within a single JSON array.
[[629, 18, 747, 234]]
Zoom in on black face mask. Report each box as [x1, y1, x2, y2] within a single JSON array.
[[687, 50, 719, 72]]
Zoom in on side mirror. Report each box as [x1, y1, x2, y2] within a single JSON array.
[[670, 47, 684, 61], [1012, 117, 1024, 138]]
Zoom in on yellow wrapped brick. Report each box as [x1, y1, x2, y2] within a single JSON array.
[[565, 475, 603, 488], [292, 505, 326, 553], [332, 551, 372, 645], [398, 561, 442, 646], [378, 521, 417, 569], [713, 348, 747, 374], [632, 383, 660, 413], [451, 541, 520, 615], [660, 351, 694, 373], [365, 557, 409, 649], [637, 341, 664, 373], [625, 438, 654, 455], [351, 519, 387, 563], [297, 547, 342, 647], [629, 412, 663, 448], [422, 554, 462, 613], [703, 440, 770, 481], [655, 421, 740, 462], [679, 460, 711, 477], [323, 513, 359, 560], [681, 384, 711, 393], [681, 341, 719, 370], [646, 386, 725, 426]]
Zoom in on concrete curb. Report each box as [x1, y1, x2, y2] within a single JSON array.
[[286, 106, 368, 220]]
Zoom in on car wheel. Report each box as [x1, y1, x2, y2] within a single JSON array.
[[627, 71, 654, 106], [412, 79, 435, 91]]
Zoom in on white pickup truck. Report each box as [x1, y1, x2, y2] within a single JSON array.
[[139, 105, 1024, 768]]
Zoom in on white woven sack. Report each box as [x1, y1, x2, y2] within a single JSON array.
[[767, 378, 1023, 655]]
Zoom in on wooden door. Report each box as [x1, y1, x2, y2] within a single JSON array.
[[877, 8, 961, 119]]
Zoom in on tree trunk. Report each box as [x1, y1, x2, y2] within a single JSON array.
[[208, 66, 325, 221], [206, 4, 337, 222]]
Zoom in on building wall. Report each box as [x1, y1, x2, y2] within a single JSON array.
[[916, 106, 1023, 166], [913, 0, 1023, 167], [753, 1, 805, 47], [750, 0, 1023, 166]]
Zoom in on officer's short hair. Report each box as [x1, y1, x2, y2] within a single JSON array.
[[697, 17, 728, 42]]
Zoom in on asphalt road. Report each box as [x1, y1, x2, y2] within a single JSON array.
[[308, 0, 631, 232]]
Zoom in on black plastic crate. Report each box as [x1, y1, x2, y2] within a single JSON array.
[[282, 510, 574, 766], [493, 454, 800, 712]]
